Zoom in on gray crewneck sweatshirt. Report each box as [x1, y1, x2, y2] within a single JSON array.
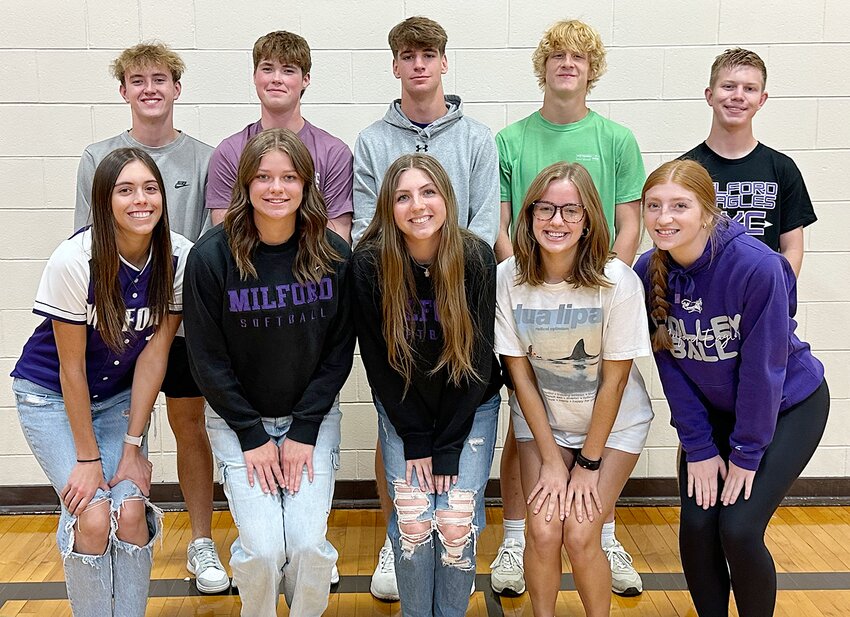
[[352, 95, 500, 247]]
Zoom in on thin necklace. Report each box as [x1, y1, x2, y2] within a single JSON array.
[[411, 257, 431, 278]]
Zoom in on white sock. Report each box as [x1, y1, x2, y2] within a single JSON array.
[[502, 518, 526, 546], [601, 521, 616, 547]]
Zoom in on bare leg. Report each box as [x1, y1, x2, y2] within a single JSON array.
[[166, 396, 213, 540], [500, 418, 526, 521]]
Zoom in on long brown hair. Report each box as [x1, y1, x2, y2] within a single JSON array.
[[90, 148, 173, 352], [357, 154, 485, 388], [513, 161, 612, 288], [642, 159, 724, 351], [224, 128, 340, 282]]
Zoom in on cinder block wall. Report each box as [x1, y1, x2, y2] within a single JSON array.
[[1, 0, 848, 487]]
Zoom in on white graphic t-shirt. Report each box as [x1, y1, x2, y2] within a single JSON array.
[[495, 257, 653, 440]]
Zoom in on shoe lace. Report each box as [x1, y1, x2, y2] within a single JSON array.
[[490, 542, 522, 571], [193, 540, 221, 573], [605, 541, 633, 572], [377, 546, 395, 574]]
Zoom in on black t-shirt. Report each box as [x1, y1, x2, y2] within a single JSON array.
[[681, 142, 817, 251]]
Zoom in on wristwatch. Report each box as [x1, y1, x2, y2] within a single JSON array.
[[123, 432, 144, 447]]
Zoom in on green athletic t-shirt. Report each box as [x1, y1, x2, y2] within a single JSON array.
[[496, 110, 645, 238]]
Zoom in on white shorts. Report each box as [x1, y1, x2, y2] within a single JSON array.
[[511, 406, 651, 455]]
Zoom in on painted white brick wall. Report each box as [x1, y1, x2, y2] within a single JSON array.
[[0, 0, 847, 488]]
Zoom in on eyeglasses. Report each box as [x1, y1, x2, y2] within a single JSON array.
[[531, 201, 586, 222]]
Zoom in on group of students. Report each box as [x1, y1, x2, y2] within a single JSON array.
[[10, 14, 828, 617]]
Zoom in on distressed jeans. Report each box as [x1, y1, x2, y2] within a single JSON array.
[[376, 394, 499, 617], [14, 378, 161, 617]]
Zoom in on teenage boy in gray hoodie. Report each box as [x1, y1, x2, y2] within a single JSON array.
[[352, 16, 500, 602]]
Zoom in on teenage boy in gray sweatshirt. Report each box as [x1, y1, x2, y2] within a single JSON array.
[[352, 16, 500, 602]]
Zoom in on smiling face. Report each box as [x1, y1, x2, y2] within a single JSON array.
[[643, 181, 712, 267], [544, 49, 590, 97], [706, 65, 768, 129], [120, 63, 180, 123], [253, 58, 310, 114], [111, 159, 163, 244], [531, 179, 586, 267], [249, 150, 304, 236], [392, 167, 447, 260], [393, 46, 447, 98]]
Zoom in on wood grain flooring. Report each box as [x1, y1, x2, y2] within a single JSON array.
[[2, 506, 850, 615]]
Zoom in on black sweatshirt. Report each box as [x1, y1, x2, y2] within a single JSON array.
[[352, 237, 502, 475], [184, 226, 354, 451]]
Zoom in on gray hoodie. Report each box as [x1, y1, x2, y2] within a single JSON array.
[[352, 95, 500, 247]]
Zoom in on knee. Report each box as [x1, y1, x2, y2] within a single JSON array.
[[718, 517, 763, 558], [114, 497, 150, 545], [435, 492, 476, 569], [392, 481, 432, 556], [525, 515, 562, 552], [166, 398, 205, 437], [72, 500, 111, 554], [562, 522, 598, 563]]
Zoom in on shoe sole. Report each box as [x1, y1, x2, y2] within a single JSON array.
[[491, 580, 526, 596], [613, 586, 642, 597], [369, 584, 400, 602], [187, 560, 232, 594]]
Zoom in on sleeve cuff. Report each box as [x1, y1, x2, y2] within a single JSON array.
[[286, 417, 322, 446], [432, 451, 461, 476], [236, 422, 272, 452], [729, 450, 762, 472], [684, 442, 720, 463], [402, 434, 433, 462]]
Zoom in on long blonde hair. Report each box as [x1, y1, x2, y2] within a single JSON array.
[[513, 161, 612, 289], [643, 159, 724, 351], [224, 128, 340, 282], [357, 154, 485, 388]]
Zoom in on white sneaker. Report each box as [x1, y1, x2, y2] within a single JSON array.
[[603, 538, 643, 597], [370, 544, 399, 601], [187, 537, 230, 594], [489, 538, 526, 595], [331, 564, 340, 585]]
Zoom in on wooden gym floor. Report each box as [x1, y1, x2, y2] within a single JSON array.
[[1, 506, 850, 615]]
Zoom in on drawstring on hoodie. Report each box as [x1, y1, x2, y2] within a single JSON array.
[[668, 269, 696, 305]]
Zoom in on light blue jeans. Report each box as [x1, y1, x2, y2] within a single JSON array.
[[14, 378, 160, 617], [377, 394, 500, 617], [206, 404, 341, 617]]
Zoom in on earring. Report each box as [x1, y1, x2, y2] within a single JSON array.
[[702, 222, 708, 229]]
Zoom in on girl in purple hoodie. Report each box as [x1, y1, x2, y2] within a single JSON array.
[[634, 159, 828, 617]]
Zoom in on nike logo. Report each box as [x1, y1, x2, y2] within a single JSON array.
[[174, 181, 189, 189]]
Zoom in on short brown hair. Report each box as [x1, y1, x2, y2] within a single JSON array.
[[111, 42, 185, 85], [252, 31, 312, 74], [388, 16, 448, 57], [709, 47, 767, 89], [531, 20, 607, 92]]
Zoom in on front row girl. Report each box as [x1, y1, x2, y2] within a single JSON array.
[[12, 148, 188, 616], [494, 162, 654, 617], [635, 159, 828, 617], [184, 129, 354, 617], [353, 154, 502, 617]]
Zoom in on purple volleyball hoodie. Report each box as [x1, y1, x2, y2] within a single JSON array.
[[634, 219, 824, 471]]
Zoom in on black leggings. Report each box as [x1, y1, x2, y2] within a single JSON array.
[[678, 380, 829, 617]]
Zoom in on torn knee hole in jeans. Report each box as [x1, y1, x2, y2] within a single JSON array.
[[113, 495, 164, 553], [435, 489, 476, 570], [393, 480, 432, 557]]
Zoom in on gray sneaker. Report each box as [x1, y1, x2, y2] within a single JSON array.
[[370, 544, 399, 601], [489, 538, 526, 595], [604, 538, 643, 597], [187, 537, 230, 594]]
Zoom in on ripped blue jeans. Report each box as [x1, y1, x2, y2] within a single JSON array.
[[376, 394, 499, 617], [14, 378, 161, 617]]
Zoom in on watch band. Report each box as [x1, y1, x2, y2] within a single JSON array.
[[576, 451, 602, 471], [123, 433, 144, 447]]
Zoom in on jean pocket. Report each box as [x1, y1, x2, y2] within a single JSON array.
[[330, 447, 340, 471], [218, 462, 241, 528], [15, 391, 51, 408]]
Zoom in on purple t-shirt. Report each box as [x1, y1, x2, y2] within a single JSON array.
[[205, 119, 353, 220]]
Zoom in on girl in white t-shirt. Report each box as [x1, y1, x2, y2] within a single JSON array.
[[494, 162, 653, 617]]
